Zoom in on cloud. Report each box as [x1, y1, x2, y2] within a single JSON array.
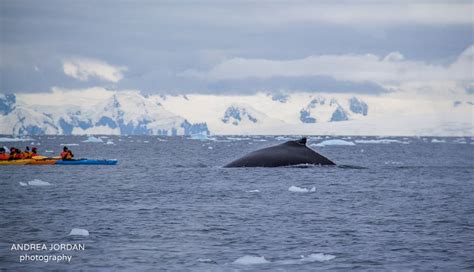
[[63, 58, 126, 83], [182, 44, 474, 92]]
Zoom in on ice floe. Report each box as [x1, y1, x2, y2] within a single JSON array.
[[82, 136, 103, 143], [60, 143, 79, 146], [288, 185, 316, 193], [312, 139, 355, 147], [278, 253, 336, 264], [274, 136, 293, 141], [431, 138, 446, 143], [20, 179, 52, 186], [190, 134, 216, 141], [198, 258, 216, 264], [0, 137, 33, 142], [68, 228, 89, 236], [106, 140, 115, 145], [355, 139, 409, 144], [208, 146, 213, 150], [45, 150, 54, 153], [247, 189, 260, 193], [233, 255, 270, 265]]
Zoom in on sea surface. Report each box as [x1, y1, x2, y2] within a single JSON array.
[[0, 135, 473, 271]]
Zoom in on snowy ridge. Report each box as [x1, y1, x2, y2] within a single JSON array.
[[1, 88, 472, 136]]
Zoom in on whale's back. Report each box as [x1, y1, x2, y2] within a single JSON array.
[[225, 140, 335, 167]]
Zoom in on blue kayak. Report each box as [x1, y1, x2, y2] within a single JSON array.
[[55, 159, 118, 165]]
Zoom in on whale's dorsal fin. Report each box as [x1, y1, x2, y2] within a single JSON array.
[[296, 137, 307, 146]]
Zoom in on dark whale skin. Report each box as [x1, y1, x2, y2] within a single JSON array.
[[224, 139, 336, 167]]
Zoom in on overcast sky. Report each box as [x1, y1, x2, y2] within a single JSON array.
[[1, 0, 473, 95]]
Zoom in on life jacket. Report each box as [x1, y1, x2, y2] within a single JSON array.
[[0, 153, 9, 160], [31, 153, 39, 157], [14, 153, 24, 159], [23, 151, 33, 159], [60, 151, 73, 160]]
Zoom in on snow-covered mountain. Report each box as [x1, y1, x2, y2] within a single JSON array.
[[1, 88, 472, 136], [0, 92, 209, 136]]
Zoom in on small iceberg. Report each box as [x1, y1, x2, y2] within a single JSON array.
[[355, 139, 408, 144], [197, 258, 216, 264], [288, 185, 316, 193], [302, 253, 336, 262], [82, 136, 103, 143], [208, 146, 213, 150], [0, 137, 33, 142], [190, 134, 216, 141], [20, 179, 52, 186], [247, 189, 260, 193], [233, 255, 270, 265], [68, 228, 89, 236], [60, 143, 79, 146], [312, 139, 355, 147], [106, 140, 115, 145], [278, 253, 336, 264], [431, 138, 446, 143]]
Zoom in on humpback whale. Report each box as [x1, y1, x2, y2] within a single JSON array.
[[224, 137, 336, 167]]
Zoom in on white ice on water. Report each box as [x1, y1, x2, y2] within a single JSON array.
[[0, 137, 33, 142], [20, 179, 52, 186], [233, 255, 270, 265], [312, 139, 355, 147], [355, 139, 409, 144], [288, 185, 316, 193], [277, 253, 336, 264], [247, 189, 260, 193], [82, 136, 103, 143], [68, 228, 90, 236], [431, 138, 446, 143], [106, 140, 115, 145]]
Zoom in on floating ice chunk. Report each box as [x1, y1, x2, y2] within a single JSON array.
[[227, 137, 251, 141], [19, 182, 28, 186], [208, 146, 213, 150], [68, 228, 89, 236], [190, 134, 216, 141], [45, 150, 54, 153], [431, 139, 446, 143], [355, 139, 408, 144], [302, 253, 336, 262], [82, 136, 103, 143], [198, 258, 216, 264], [0, 137, 33, 142], [143, 140, 149, 143], [247, 189, 260, 193], [27, 179, 52, 186], [312, 139, 355, 147], [288, 185, 315, 193], [106, 140, 115, 145], [60, 143, 79, 146], [277, 253, 336, 265], [233, 255, 270, 265]]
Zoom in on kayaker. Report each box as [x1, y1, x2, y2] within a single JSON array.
[[0, 147, 9, 160], [23, 146, 33, 159], [60, 146, 74, 160], [31, 147, 39, 157], [9, 147, 24, 160]]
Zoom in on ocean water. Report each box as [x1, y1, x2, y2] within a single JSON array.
[[0, 135, 473, 271]]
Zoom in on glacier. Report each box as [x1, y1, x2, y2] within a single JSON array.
[[1, 88, 472, 136]]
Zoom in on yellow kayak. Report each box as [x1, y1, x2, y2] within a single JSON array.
[[0, 159, 32, 165], [0, 156, 61, 165]]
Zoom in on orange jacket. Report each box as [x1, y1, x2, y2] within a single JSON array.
[[60, 151, 73, 160], [0, 154, 9, 160]]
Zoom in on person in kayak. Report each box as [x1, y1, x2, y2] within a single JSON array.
[[60, 146, 74, 160], [9, 147, 24, 160], [0, 147, 9, 160], [31, 147, 39, 157], [23, 146, 33, 159]]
